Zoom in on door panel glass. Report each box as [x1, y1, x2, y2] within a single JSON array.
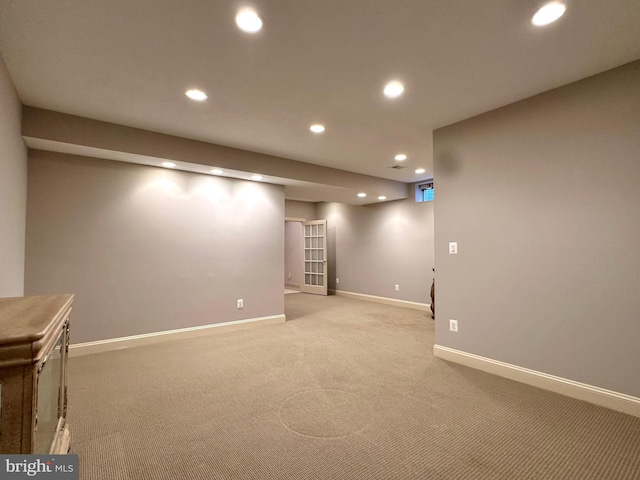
[[34, 331, 63, 453]]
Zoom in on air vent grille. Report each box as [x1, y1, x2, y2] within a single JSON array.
[[389, 165, 406, 169]]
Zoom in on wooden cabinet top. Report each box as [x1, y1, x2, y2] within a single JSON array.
[[0, 294, 74, 367]]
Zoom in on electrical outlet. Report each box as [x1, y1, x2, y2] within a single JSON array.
[[449, 242, 458, 254], [336, 277, 340, 284], [395, 284, 400, 291], [449, 319, 458, 332], [237, 299, 244, 309]]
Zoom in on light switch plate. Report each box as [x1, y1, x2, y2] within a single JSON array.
[[449, 242, 458, 254]]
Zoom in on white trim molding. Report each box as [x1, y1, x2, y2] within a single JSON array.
[[69, 314, 286, 357], [330, 289, 430, 312], [433, 345, 640, 418]]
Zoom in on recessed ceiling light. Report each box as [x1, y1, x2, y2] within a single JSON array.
[[384, 81, 404, 98], [357, 192, 367, 198], [236, 9, 263, 33], [532, 2, 566, 26], [185, 89, 208, 101], [310, 124, 325, 134], [161, 162, 176, 168], [211, 169, 224, 175], [415, 168, 426, 174], [251, 174, 263, 181], [378, 196, 387, 201], [394, 154, 407, 161]]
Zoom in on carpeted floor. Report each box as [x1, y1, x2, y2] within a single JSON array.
[[69, 294, 640, 479]]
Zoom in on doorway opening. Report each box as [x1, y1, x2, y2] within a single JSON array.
[[285, 219, 303, 295]]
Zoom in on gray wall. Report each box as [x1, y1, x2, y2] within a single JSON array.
[[317, 190, 434, 303], [284, 221, 303, 287], [25, 151, 285, 344], [285, 200, 317, 220], [0, 53, 27, 297], [433, 61, 640, 397]]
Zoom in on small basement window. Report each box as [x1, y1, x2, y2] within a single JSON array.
[[416, 180, 434, 202]]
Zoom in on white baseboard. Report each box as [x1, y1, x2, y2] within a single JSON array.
[[330, 289, 430, 312], [433, 345, 640, 418], [69, 314, 286, 357]]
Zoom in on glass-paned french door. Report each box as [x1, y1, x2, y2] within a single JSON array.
[[300, 220, 328, 296]]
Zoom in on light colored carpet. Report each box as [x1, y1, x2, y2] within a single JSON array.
[[69, 294, 640, 479]]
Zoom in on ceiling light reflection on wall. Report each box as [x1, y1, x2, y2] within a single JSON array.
[[161, 162, 176, 168], [251, 175, 264, 181], [415, 168, 426, 174], [185, 89, 208, 101], [394, 154, 407, 161], [532, 2, 566, 26], [236, 9, 263, 33], [384, 81, 404, 98], [211, 169, 224, 175], [357, 192, 367, 198], [309, 124, 325, 133]]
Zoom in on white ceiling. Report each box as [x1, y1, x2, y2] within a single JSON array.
[[1, 0, 640, 184]]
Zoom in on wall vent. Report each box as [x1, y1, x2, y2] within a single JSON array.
[[389, 165, 406, 169]]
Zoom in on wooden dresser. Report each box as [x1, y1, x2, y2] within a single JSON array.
[[0, 294, 73, 454]]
